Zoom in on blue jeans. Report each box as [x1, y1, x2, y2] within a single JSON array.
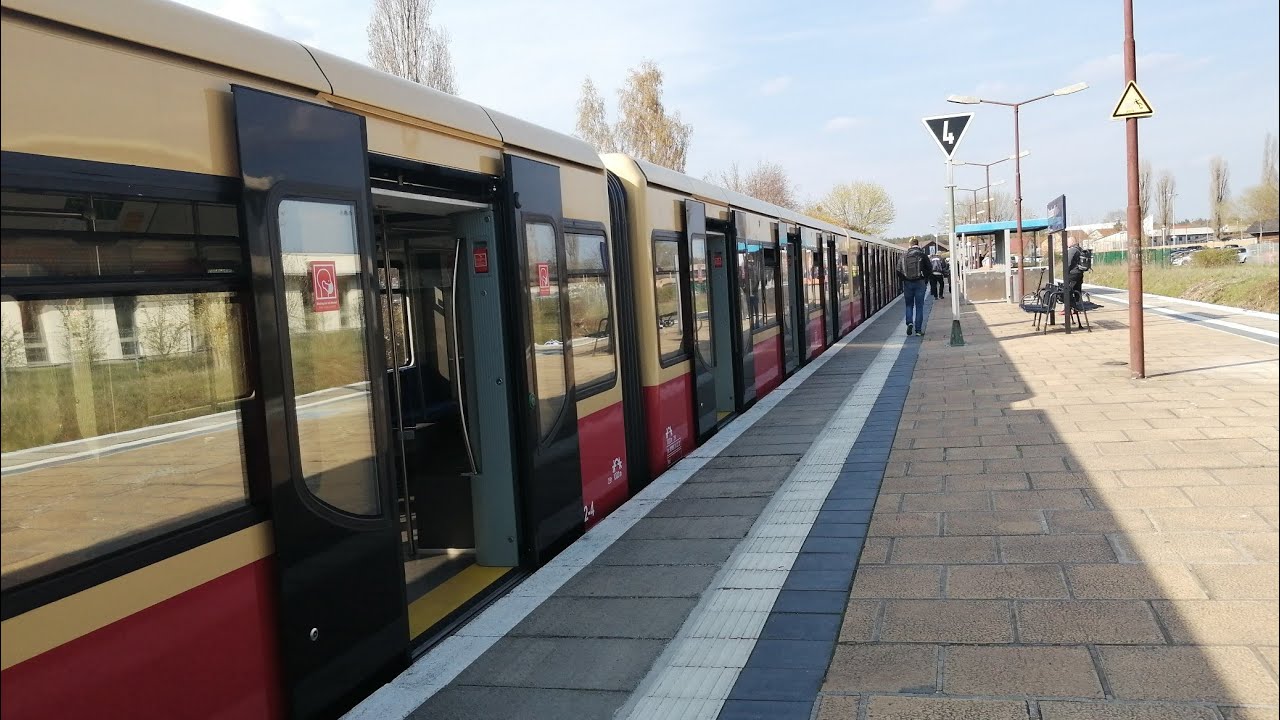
[[903, 279, 927, 332]]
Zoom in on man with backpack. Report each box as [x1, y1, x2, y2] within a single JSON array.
[[897, 238, 931, 337], [928, 252, 947, 299], [1065, 237, 1091, 309]]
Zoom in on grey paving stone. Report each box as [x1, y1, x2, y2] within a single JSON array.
[[807, 522, 869, 538], [759, 612, 842, 640], [801, 536, 865, 554], [410, 686, 627, 720], [454, 637, 665, 691], [704, 455, 803, 469], [719, 699, 814, 720], [557, 564, 719, 598], [792, 552, 859, 571], [509, 596, 697, 639], [747, 639, 836, 670], [728, 667, 825, 701], [649, 496, 772, 518], [690, 467, 796, 483], [773, 590, 848, 614], [669, 480, 782, 499], [593, 538, 739, 566], [623, 515, 755, 540]]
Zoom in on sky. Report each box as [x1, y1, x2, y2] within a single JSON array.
[[174, 0, 1279, 237]]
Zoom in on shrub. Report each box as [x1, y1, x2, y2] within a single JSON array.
[[1192, 248, 1238, 267]]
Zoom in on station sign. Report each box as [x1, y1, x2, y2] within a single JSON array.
[[1047, 195, 1067, 232]]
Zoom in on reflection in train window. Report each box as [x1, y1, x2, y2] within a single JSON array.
[[1, 187, 255, 591], [0, 292, 251, 591], [653, 237, 685, 363], [524, 221, 567, 440], [565, 232, 615, 395]]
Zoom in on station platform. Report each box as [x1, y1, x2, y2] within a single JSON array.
[[348, 294, 1279, 720]]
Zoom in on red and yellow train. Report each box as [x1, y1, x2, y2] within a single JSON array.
[[0, 1, 903, 718]]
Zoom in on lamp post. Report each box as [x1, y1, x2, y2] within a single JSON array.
[[958, 152, 1028, 223], [958, 180, 1006, 223], [948, 85, 1088, 303]]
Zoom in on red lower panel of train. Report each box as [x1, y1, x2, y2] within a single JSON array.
[[643, 373, 695, 475], [753, 333, 782, 398], [807, 314, 825, 360], [578, 401, 629, 527], [1, 559, 283, 720]]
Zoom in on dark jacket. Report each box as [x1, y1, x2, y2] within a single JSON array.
[[896, 247, 931, 282], [1066, 245, 1085, 278]]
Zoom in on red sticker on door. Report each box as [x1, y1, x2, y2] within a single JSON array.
[[473, 246, 489, 274], [310, 261, 340, 313], [713, 253, 723, 269], [537, 262, 551, 296]]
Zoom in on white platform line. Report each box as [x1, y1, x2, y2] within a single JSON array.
[[342, 298, 902, 720], [1087, 289, 1279, 343], [1084, 283, 1280, 321], [616, 331, 908, 720]]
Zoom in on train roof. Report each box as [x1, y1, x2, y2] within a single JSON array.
[[613, 156, 888, 248], [2, 0, 602, 170]]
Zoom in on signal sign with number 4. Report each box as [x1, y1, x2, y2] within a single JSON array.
[[922, 113, 974, 158]]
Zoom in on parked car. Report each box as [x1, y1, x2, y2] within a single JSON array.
[[1172, 250, 1200, 266], [1238, 247, 1250, 263]]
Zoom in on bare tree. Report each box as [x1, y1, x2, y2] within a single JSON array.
[[1156, 171, 1177, 245], [708, 160, 798, 209], [367, 0, 458, 94], [574, 78, 616, 153], [807, 182, 896, 236], [1209, 156, 1231, 239], [612, 61, 692, 171], [1264, 132, 1279, 189], [1138, 159, 1152, 243], [138, 297, 193, 357]]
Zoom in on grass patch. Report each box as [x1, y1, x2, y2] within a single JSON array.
[[1087, 264, 1279, 313]]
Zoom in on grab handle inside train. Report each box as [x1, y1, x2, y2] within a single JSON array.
[[452, 236, 479, 476]]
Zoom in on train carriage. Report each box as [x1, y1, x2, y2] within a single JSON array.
[[0, 1, 902, 718]]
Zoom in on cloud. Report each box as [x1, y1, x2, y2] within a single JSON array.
[[1071, 51, 1209, 83], [928, 0, 970, 16], [759, 76, 792, 96], [824, 116, 861, 132]]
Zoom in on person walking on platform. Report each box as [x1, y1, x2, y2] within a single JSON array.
[[928, 252, 947, 299], [897, 238, 930, 337]]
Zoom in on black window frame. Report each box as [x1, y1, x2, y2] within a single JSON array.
[[0, 152, 268, 620], [652, 230, 690, 368], [563, 219, 618, 400]]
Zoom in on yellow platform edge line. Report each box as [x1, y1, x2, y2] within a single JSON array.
[[407, 564, 510, 639]]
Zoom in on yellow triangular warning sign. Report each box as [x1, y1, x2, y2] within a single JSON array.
[[1112, 81, 1154, 119]]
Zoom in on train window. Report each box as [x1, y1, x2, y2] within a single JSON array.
[[278, 199, 380, 517], [653, 236, 686, 363], [379, 265, 412, 370], [523, 221, 567, 440], [0, 187, 256, 591], [760, 244, 778, 327], [0, 292, 252, 590], [565, 232, 615, 395], [690, 233, 712, 366]]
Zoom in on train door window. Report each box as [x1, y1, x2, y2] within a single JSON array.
[[378, 265, 413, 369], [277, 198, 379, 516], [687, 231, 711, 367], [653, 236, 686, 363], [760, 245, 778, 326], [1, 189, 253, 591], [565, 231, 615, 395], [524, 221, 567, 439]]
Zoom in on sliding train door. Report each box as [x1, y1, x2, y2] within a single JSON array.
[[504, 155, 584, 562], [778, 224, 800, 374], [825, 235, 839, 344], [232, 87, 406, 719]]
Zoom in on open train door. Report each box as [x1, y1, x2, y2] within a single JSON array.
[[232, 87, 407, 719], [503, 154, 584, 562], [685, 199, 717, 436], [825, 235, 839, 344]]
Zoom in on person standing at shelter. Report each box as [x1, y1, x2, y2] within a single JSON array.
[[1064, 237, 1088, 312], [897, 238, 930, 337], [928, 252, 946, 299]]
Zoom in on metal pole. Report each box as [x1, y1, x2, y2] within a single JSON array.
[[1013, 104, 1025, 305], [948, 159, 964, 346], [985, 166, 994, 221], [1123, 0, 1145, 377]]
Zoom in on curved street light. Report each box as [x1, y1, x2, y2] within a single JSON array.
[[948, 83, 1088, 302]]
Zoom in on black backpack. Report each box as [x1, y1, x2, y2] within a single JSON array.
[[901, 250, 929, 281], [1070, 247, 1093, 274], [930, 256, 945, 275]]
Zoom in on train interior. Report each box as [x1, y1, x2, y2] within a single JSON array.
[[370, 188, 517, 642]]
